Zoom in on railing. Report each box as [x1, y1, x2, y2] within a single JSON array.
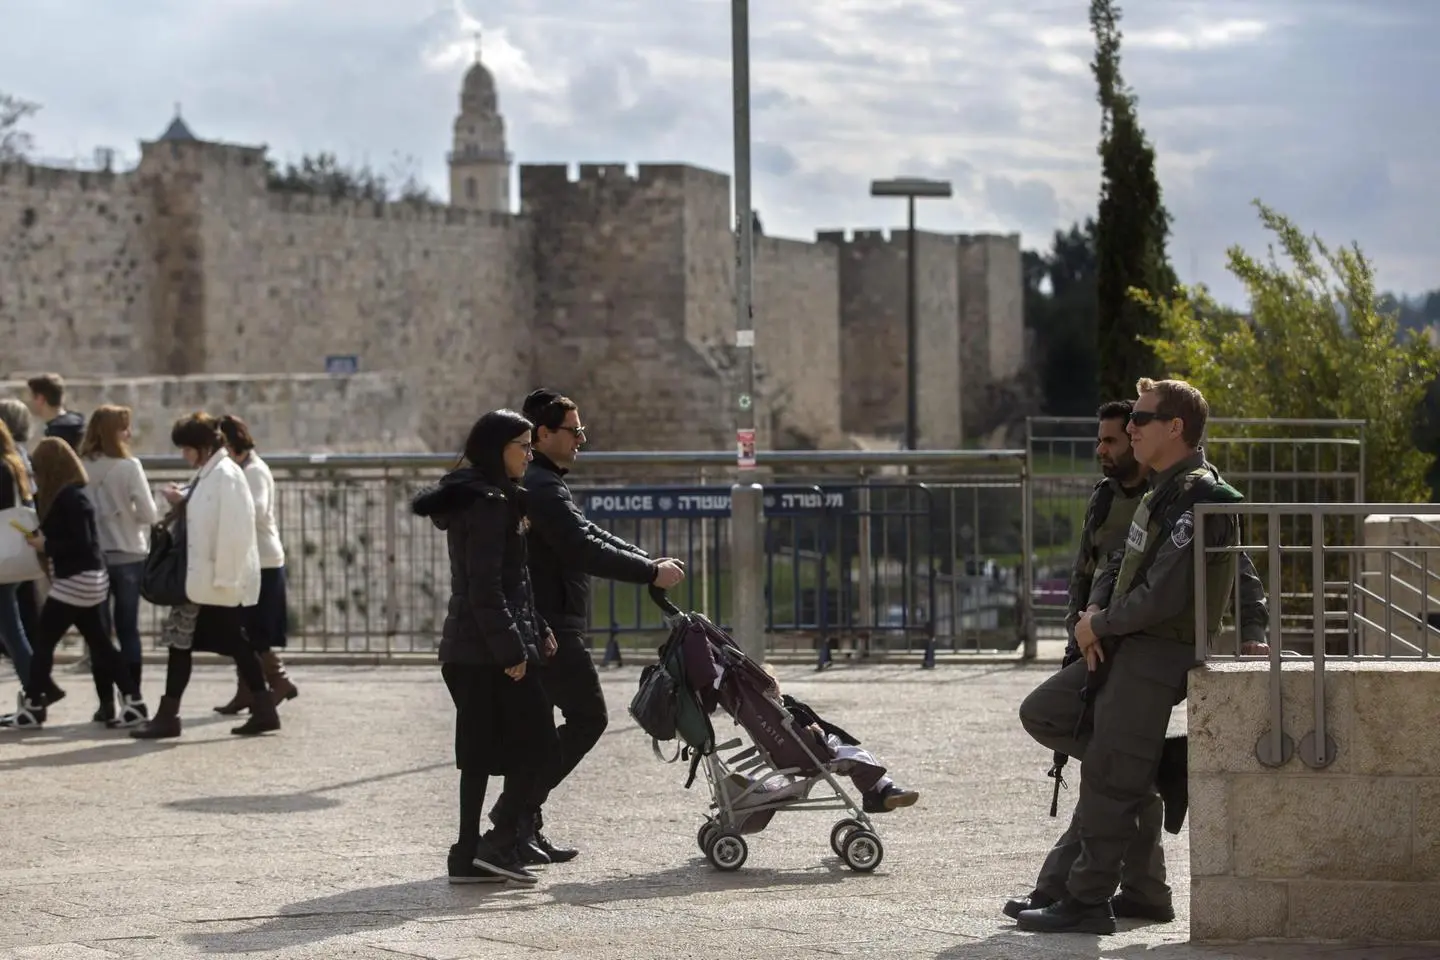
[[119, 448, 1032, 664], [1027, 416, 1365, 639], [1194, 502, 1440, 771]]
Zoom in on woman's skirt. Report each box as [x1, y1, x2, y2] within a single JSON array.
[[242, 566, 289, 649], [441, 662, 561, 777]]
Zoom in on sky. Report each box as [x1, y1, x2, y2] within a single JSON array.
[[3, 0, 1435, 307]]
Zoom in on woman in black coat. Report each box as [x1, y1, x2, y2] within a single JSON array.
[[412, 408, 561, 886]]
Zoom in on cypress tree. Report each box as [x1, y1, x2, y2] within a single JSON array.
[[1091, 0, 1178, 400]]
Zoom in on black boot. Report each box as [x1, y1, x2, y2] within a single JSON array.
[[513, 811, 552, 866], [1157, 735, 1188, 834], [1002, 890, 1055, 920], [92, 667, 115, 724], [531, 808, 578, 863], [231, 688, 281, 736], [1015, 898, 1116, 934]]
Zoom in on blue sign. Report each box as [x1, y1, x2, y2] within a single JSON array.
[[581, 485, 850, 518], [325, 355, 359, 375]]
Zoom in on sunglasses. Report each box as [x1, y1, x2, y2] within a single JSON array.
[[1128, 410, 1174, 427]]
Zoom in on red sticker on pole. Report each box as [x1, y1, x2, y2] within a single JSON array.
[[736, 428, 756, 469]]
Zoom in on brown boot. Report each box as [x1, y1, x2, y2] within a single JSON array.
[[231, 690, 280, 736], [130, 695, 182, 740], [260, 650, 298, 705], [214, 678, 253, 715]]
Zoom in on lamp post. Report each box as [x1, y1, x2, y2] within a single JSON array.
[[869, 177, 953, 450]]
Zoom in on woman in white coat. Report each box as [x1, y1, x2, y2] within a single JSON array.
[[129, 413, 279, 739]]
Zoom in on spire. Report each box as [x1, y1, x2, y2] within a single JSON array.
[[158, 103, 197, 143], [472, 29, 482, 62]]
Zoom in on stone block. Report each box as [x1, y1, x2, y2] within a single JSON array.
[[1348, 664, 1440, 775], [1188, 775, 1231, 877], [1188, 661, 1356, 776], [1285, 881, 1440, 940], [1407, 780, 1440, 880], [1230, 775, 1411, 881], [1189, 877, 1288, 941]]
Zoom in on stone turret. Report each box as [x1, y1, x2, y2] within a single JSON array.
[[447, 35, 512, 213]]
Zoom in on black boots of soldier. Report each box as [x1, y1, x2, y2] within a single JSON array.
[[1157, 735, 1188, 834]]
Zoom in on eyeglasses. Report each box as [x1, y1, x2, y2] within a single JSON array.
[[1128, 410, 1174, 427], [511, 440, 533, 453]]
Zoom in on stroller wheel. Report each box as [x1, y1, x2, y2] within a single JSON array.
[[842, 830, 884, 872], [697, 820, 719, 854], [706, 832, 748, 872], [830, 818, 864, 857]]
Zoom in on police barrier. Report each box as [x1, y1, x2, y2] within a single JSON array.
[[579, 483, 936, 663]]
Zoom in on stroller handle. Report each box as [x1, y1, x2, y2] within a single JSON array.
[[648, 585, 682, 617]]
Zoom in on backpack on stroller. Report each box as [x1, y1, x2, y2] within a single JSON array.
[[630, 587, 886, 874]]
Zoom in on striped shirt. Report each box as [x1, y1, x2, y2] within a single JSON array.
[[47, 563, 110, 608]]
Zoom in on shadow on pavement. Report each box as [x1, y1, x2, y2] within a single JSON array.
[[0, 737, 185, 769], [160, 761, 454, 815], [183, 861, 851, 953]]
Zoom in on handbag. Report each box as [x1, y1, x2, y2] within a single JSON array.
[[0, 505, 44, 584], [141, 514, 189, 606], [141, 471, 203, 607], [629, 655, 681, 743]]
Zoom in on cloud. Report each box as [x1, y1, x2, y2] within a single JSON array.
[[1, 0, 1436, 304]]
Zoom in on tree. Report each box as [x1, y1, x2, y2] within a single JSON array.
[[1090, 0, 1178, 401], [0, 92, 40, 162], [265, 151, 439, 205], [1135, 201, 1438, 503], [1025, 220, 1101, 415]]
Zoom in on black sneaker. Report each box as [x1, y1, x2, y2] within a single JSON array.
[[448, 843, 506, 885], [473, 834, 538, 884]]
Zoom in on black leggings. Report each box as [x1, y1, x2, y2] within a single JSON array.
[[163, 605, 267, 702], [26, 598, 138, 702]]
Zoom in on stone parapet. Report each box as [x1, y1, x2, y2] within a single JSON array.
[[1189, 660, 1440, 941]]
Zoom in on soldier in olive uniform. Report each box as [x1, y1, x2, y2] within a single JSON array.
[[1014, 378, 1252, 934], [1005, 399, 1270, 928]]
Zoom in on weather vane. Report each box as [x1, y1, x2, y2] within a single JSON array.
[[472, 29, 482, 61]]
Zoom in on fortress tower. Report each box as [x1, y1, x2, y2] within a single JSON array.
[[447, 37, 512, 213]]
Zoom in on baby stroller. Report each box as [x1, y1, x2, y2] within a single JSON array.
[[631, 587, 886, 874]]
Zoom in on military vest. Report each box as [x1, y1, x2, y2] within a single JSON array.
[[1092, 486, 1142, 564], [1115, 464, 1244, 646]]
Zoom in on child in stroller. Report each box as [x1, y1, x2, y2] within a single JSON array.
[[643, 588, 918, 872]]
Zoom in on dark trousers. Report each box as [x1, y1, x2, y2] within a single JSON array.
[[533, 629, 609, 809], [25, 598, 139, 703], [1018, 646, 1193, 904]]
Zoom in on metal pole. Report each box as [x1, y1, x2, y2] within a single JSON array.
[[905, 195, 918, 451], [729, 0, 767, 665]]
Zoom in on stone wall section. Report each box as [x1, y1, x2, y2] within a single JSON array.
[[1189, 660, 1440, 942], [958, 233, 1025, 436], [826, 229, 962, 448], [0, 163, 152, 376], [0, 372, 426, 455]]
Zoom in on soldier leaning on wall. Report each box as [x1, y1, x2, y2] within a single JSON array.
[[1003, 399, 1273, 931], [1011, 378, 1262, 935]]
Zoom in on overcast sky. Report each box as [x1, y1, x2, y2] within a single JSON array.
[[3, 0, 1434, 306]]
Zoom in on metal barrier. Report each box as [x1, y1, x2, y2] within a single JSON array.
[[1194, 502, 1440, 772], [1026, 416, 1366, 639], [118, 449, 1030, 663]]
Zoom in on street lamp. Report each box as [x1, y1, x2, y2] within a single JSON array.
[[869, 177, 953, 451]]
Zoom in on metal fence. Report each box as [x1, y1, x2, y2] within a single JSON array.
[[113, 449, 1029, 664], [1026, 417, 1366, 639], [48, 425, 1368, 666], [1194, 501, 1440, 771]]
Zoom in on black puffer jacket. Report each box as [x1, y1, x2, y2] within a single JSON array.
[[411, 468, 547, 668]]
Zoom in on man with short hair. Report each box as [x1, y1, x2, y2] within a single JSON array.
[[25, 373, 85, 451], [1014, 378, 1253, 934], [507, 388, 686, 865], [1004, 399, 1269, 927]]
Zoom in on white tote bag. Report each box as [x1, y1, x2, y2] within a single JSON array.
[[0, 504, 45, 584]]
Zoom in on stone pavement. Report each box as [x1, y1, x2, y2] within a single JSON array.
[[2, 661, 1435, 960]]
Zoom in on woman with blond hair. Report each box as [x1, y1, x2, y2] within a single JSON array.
[[0, 439, 148, 729], [78, 405, 159, 720]]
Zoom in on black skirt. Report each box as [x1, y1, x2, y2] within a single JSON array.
[[441, 662, 561, 776]]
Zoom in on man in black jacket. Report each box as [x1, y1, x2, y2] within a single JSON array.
[[511, 388, 686, 864]]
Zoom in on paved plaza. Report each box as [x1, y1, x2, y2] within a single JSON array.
[[2, 659, 1434, 960]]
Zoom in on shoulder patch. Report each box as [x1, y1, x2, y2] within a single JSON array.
[[1171, 510, 1195, 548]]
